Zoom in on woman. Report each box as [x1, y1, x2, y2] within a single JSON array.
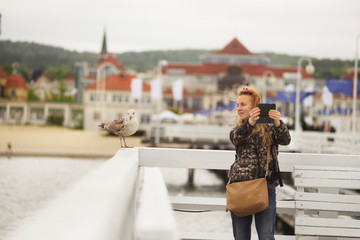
[[229, 86, 291, 240]]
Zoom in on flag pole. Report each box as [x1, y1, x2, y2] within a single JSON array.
[[352, 34, 359, 135]]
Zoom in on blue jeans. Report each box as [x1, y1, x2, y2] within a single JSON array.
[[231, 184, 276, 240]]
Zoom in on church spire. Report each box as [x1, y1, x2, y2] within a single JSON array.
[[100, 29, 107, 55]]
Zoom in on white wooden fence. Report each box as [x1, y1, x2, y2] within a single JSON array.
[[6, 148, 360, 240]]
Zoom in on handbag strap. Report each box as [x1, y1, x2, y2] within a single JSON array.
[[227, 147, 270, 185]]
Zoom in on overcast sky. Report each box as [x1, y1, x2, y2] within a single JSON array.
[[1, 0, 360, 60]]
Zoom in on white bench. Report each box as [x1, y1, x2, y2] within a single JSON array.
[[294, 165, 360, 239]]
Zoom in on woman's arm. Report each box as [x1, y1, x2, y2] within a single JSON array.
[[272, 120, 291, 145], [230, 119, 255, 145]]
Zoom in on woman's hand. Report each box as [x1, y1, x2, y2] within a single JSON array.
[[269, 110, 281, 127], [249, 107, 260, 126]]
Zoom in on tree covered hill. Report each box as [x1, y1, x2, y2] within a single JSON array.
[[0, 40, 354, 80]]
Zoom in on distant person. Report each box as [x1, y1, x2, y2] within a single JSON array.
[[228, 86, 291, 240], [7, 141, 12, 159]]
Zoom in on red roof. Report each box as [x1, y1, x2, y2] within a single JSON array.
[[163, 63, 313, 78], [217, 38, 252, 55], [0, 67, 7, 78], [341, 70, 360, 79], [163, 63, 229, 75], [64, 76, 75, 82], [97, 54, 125, 70], [196, 63, 229, 74], [164, 88, 202, 97], [267, 67, 313, 78], [5, 74, 28, 88], [163, 64, 202, 74], [85, 74, 150, 91]]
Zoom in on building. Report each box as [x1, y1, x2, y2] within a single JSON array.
[[309, 69, 360, 132], [4, 73, 28, 101], [83, 74, 153, 130], [0, 66, 8, 98], [33, 75, 51, 101], [82, 31, 154, 130], [158, 38, 314, 115]]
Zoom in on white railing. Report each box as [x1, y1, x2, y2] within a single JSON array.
[[6, 148, 360, 240], [6, 149, 140, 240], [290, 131, 360, 155], [135, 167, 177, 240]]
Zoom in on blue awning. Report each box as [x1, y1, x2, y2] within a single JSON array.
[[276, 91, 316, 103], [325, 78, 360, 96]]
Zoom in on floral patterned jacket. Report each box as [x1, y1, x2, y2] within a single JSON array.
[[229, 119, 291, 186]]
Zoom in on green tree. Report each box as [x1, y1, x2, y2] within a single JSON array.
[[44, 67, 74, 80], [28, 89, 39, 101]]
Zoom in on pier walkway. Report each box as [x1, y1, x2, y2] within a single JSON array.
[[6, 148, 360, 240]]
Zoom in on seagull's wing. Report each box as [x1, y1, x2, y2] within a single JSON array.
[[105, 117, 125, 133]]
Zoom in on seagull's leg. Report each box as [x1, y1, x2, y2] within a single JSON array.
[[124, 137, 133, 148], [120, 136, 124, 148]]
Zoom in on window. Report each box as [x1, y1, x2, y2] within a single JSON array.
[[94, 112, 101, 120], [212, 77, 217, 85], [112, 94, 122, 103], [90, 94, 96, 102], [141, 114, 151, 123], [142, 96, 151, 104], [196, 76, 203, 84], [30, 108, 44, 120]]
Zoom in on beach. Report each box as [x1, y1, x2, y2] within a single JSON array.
[[0, 124, 146, 158]]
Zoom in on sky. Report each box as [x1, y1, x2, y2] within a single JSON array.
[[1, 0, 360, 60]]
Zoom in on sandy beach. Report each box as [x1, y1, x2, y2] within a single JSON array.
[[0, 124, 147, 158]]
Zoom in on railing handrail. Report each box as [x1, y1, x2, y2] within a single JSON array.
[[139, 147, 360, 172]]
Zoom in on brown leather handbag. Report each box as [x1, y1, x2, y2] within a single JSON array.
[[226, 148, 270, 217]]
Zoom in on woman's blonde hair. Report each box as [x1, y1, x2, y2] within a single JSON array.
[[237, 86, 272, 148]]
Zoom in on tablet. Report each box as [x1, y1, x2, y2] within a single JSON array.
[[257, 104, 276, 124]]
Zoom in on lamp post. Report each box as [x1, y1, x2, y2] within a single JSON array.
[[155, 60, 168, 146], [295, 57, 315, 133], [352, 34, 360, 135], [262, 71, 276, 103]]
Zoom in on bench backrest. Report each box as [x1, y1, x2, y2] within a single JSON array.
[[294, 165, 360, 239]]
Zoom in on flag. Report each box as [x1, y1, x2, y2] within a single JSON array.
[[172, 78, 183, 101], [131, 78, 143, 100], [150, 78, 160, 100], [322, 86, 333, 106], [284, 84, 295, 92]]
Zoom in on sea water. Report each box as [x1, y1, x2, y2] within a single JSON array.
[[0, 157, 105, 240]]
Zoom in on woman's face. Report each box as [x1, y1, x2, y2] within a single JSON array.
[[237, 95, 254, 120]]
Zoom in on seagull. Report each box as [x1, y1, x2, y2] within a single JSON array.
[[98, 109, 139, 148]]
